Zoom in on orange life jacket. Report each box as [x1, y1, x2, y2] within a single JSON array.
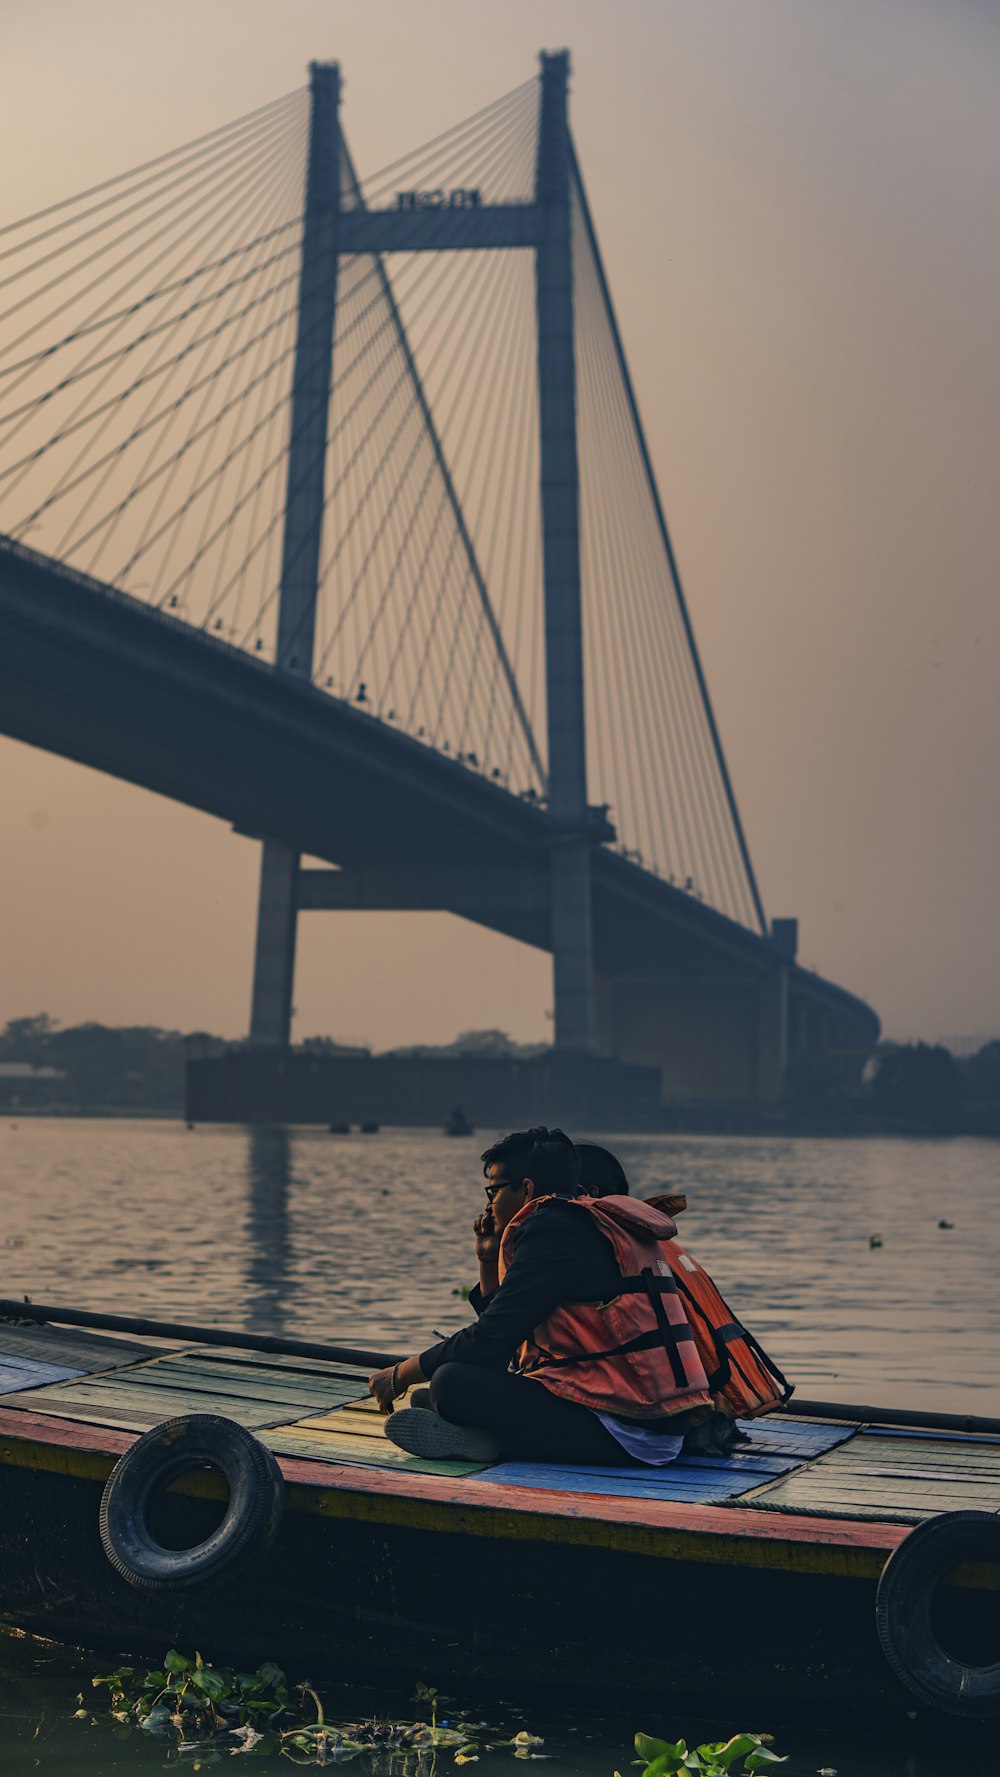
[[645, 1193, 792, 1419], [497, 1194, 713, 1422]]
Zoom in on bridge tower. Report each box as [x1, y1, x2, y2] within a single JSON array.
[[249, 62, 341, 1045], [535, 50, 595, 1052], [250, 50, 600, 1052]]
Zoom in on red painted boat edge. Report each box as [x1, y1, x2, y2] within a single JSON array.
[[0, 1403, 908, 1559]]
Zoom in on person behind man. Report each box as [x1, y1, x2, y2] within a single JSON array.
[[368, 1125, 713, 1465], [575, 1141, 792, 1436]]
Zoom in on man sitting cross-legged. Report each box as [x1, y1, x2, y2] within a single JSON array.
[[367, 1125, 713, 1465]]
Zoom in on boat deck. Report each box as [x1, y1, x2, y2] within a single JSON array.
[[3, 1319, 1000, 1535]]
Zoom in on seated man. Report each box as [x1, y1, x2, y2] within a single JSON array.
[[368, 1125, 713, 1465], [575, 1141, 792, 1440]]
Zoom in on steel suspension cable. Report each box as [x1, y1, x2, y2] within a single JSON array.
[[120, 130, 310, 604], [0, 88, 304, 242], [0, 99, 306, 358], [357, 79, 535, 204], [570, 137, 766, 932], [0, 93, 305, 297], [338, 137, 542, 783], [0, 103, 307, 501], [1, 121, 307, 568]]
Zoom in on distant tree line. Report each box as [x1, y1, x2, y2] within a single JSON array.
[[2, 1015, 998, 1130], [0, 1015, 197, 1112], [0, 1018, 548, 1114], [870, 1040, 1000, 1133]]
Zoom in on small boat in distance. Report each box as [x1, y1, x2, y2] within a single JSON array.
[[444, 1105, 474, 1136]]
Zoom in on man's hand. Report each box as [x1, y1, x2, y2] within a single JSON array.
[[474, 1208, 501, 1265], [369, 1354, 425, 1414], [368, 1366, 399, 1414], [474, 1208, 501, 1296]]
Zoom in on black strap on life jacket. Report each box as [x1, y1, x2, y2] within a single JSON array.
[[671, 1268, 793, 1403], [741, 1326, 794, 1404], [525, 1267, 695, 1391]]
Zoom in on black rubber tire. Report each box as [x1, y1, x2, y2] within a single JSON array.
[[876, 1510, 1000, 1718], [99, 1413, 284, 1592]]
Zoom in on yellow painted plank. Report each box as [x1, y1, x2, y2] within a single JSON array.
[[261, 1426, 483, 1477], [278, 1406, 390, 1440]]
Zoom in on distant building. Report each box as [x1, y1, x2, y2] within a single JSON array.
[[0, 1062, 67, 1108], [938, 1033, 1000, 1058]]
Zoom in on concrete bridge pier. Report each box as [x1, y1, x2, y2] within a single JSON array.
[[596, 973, 789, 1106]]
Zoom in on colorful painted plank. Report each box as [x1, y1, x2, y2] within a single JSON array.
[[0, 1381, 288, 1431], [734, 1416, 856, 1458], [0, 1356, 85, 1394], [0, 1350, 370, 1433], [0, 1324, 164, 1373], [747, 1430, 1000, 1522], [863, 1424, 1000, 1448], [263, 1393, 487, 1476], [261, 1423, 485, 1478], [98, 1356, 370, 1412], [189, 1348, 375, 1383], [482, 1451, 801, 1502]]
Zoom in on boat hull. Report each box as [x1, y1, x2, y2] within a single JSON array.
[[0, 1421, 920, 1724]]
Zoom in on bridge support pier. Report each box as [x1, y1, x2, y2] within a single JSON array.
[[601, 974, 790, 1106], [249, 842, 300, 1047]]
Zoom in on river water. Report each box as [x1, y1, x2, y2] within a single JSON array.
[[1, 1119, 998, 1774]]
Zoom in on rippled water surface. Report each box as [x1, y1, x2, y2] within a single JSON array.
[[1, 1119, 998, 1775], [2, 1119, 997, 1410]]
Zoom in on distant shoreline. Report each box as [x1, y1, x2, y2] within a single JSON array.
[[5, 1104, 998, 1139]]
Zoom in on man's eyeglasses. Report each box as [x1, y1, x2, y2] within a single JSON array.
[[484, 1180, 518, 1203]]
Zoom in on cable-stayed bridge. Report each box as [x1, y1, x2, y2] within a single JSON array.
[[0, 52, 877, 1107]]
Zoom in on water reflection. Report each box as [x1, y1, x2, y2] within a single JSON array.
[[244, 1125, 293, 1334]]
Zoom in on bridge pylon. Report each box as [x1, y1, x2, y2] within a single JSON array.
[[535, 49, 596, 1052], [251, 50, 601, 1052], [249, 61, 341, 1046]]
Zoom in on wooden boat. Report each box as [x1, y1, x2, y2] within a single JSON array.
[[0, 1302, 998, 1726]]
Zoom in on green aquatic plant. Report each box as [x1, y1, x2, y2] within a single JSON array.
[[82, 1651, 545, 1767], [88, 1647, 289, 1745], [630, 1730, 787, 1777]]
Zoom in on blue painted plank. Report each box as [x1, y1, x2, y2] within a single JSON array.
[[482, 1458, 791, 1502], [675, 1451, 800, 1475], [0, 1357, 86, 1394], [478, 1416, 854, 1503], [734, 1418, 856, 1458]]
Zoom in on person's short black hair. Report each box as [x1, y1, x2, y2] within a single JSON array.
[[575, 1141, 630, 1197], [481, 1127, 580, 1197]]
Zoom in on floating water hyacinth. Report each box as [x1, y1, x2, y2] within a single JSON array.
[[83, 1650, 547, 1766], [631, 1730, 787, 1777]]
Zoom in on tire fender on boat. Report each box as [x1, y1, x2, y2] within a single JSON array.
[[99, 1413, 285, 1591], [876, 1509, 1000, 1718]]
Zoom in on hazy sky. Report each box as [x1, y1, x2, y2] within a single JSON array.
[[2, 0, 998, 1049]]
